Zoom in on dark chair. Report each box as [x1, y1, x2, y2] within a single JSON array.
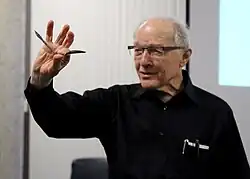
[[70, 158, 109, 179]]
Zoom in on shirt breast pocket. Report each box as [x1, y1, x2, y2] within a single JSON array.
[[177, 138, 211, 176]]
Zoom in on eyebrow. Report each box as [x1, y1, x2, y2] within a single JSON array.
[[133, 42, 165, 47]]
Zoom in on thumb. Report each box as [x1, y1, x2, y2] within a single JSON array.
[[53, 53, 70, 71], [53, 53, 64, 71]]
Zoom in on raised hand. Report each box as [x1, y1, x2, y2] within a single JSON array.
[[31, 20, 74, 89]]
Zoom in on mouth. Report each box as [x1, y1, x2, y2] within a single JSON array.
[[139, 71, 157, 78]]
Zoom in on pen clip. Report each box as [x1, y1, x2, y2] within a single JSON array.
[[182, 139, 188, 154], [195, 139, 200, 158]]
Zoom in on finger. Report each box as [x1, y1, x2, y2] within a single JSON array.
[[53, 53, 64, 61], [35, 51, 47, 63], [53, 54, 70, 72], [56, 47, 70, 55], [46, 20, 54, 42], [55, 24, 70, 45], [55, 48, 71, 67], [62, 31, 74, 48], [33, 52, 47, 72], [53, 54, 64, 70]]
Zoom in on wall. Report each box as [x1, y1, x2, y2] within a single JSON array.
[[29, 1, 187, 179], [189, 0, 250, 160], [0, 0, 26, 179]]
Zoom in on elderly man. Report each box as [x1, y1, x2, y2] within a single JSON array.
[[24, 18, 250, 179]]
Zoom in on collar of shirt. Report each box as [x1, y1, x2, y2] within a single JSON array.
[[131, 70, 199, 104]]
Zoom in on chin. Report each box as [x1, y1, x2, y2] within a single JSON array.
[[140, 79, 161, 89]]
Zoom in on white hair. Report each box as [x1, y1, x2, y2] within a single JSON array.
[[171, 18, 190, 49], [134, 17, 190, 49]]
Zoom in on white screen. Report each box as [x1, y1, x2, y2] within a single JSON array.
[[219, 0, 250, 87]]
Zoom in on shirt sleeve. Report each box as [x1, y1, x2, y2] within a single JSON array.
[[24, 78, 118, 139], [211, 106, 250, 178]]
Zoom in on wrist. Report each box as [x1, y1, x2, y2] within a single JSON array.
[[30, 72, 52, 89]]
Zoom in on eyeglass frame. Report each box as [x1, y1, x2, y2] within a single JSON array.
[[127, 45, 186, 58]]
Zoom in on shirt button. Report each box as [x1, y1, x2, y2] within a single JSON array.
[[159, 132, 164, 136], [163, 106, 167, 110]]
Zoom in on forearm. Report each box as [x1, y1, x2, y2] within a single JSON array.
[[24, 78, 82, 138], [24, 77, 114, 138]]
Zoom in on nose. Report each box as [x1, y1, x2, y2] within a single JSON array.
[[140, 50, 152, 66]]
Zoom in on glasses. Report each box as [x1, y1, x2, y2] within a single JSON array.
[[128, 45, 185, 58]]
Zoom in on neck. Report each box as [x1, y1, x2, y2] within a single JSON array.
[[158, 72, 184, 96]]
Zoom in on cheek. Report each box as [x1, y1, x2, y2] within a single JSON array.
[[163, 55, 181, 71], [157, 60, 179, 78], [135, 60, 140, 70]]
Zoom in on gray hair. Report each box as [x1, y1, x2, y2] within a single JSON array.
[[134, 17, 190, 49], [171, 19, 190, 49]]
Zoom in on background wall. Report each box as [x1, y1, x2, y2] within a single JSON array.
[[189, 0, 250, 160], [0, 0, 26, 179], [29, 1, 186, 179]]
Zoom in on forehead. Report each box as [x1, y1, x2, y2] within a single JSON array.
[[134, 22, 175, 46]]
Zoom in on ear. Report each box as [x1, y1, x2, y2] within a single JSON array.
[[179, 49, 192, 68]]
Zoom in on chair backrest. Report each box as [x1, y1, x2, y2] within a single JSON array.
[[70, 158, 108, 179]]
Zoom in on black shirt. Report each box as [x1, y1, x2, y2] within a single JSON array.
[[24, 70, 250, 179]]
